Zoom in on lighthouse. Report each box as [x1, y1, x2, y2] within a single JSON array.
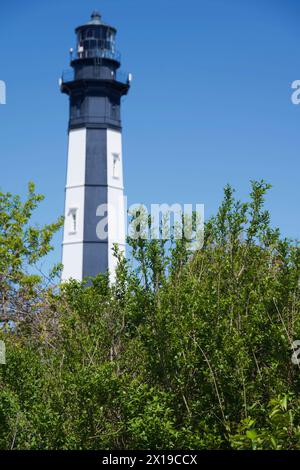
[[60, 11, 130, 281]]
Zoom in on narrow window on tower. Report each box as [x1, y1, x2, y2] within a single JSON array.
[[112, 153, 120, 179], [76, 99, 81, 118], [111, 104, 117, 120], [68, 208, 78, 234]]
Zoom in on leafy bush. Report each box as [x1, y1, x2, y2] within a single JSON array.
[[1, 180, 300, 449]]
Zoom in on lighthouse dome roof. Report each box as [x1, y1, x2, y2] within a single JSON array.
[[87, 11, 102, 25], [75, 11, 116, 33]]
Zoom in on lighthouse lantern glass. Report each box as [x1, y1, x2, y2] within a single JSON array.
[[77, 26, 116, 60]]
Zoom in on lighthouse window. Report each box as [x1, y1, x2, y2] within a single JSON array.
[[68, 208, 78, 234], [112, 153, 120, 179], [111, 104, 117, 119], [76, 100, 81, 118]]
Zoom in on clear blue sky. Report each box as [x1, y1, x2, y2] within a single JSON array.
[[1, 0, 300, 271]]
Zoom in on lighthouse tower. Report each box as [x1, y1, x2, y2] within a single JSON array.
[[60, 12, 130, 281]]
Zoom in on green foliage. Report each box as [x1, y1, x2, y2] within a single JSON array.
[[0, 182, 63, 283], [230, 394, 300, 449], [0, 182, 63, 330], [1, 180, 300, 449]]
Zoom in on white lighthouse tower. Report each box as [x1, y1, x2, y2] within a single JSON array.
[[60, 11, 130, 281]]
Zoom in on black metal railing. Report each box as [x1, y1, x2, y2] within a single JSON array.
[[61, 68, 129, 85], [73, 48, 121, 62]]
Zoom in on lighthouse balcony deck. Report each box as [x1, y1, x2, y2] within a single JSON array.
[[61, 68, 129, 86]]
